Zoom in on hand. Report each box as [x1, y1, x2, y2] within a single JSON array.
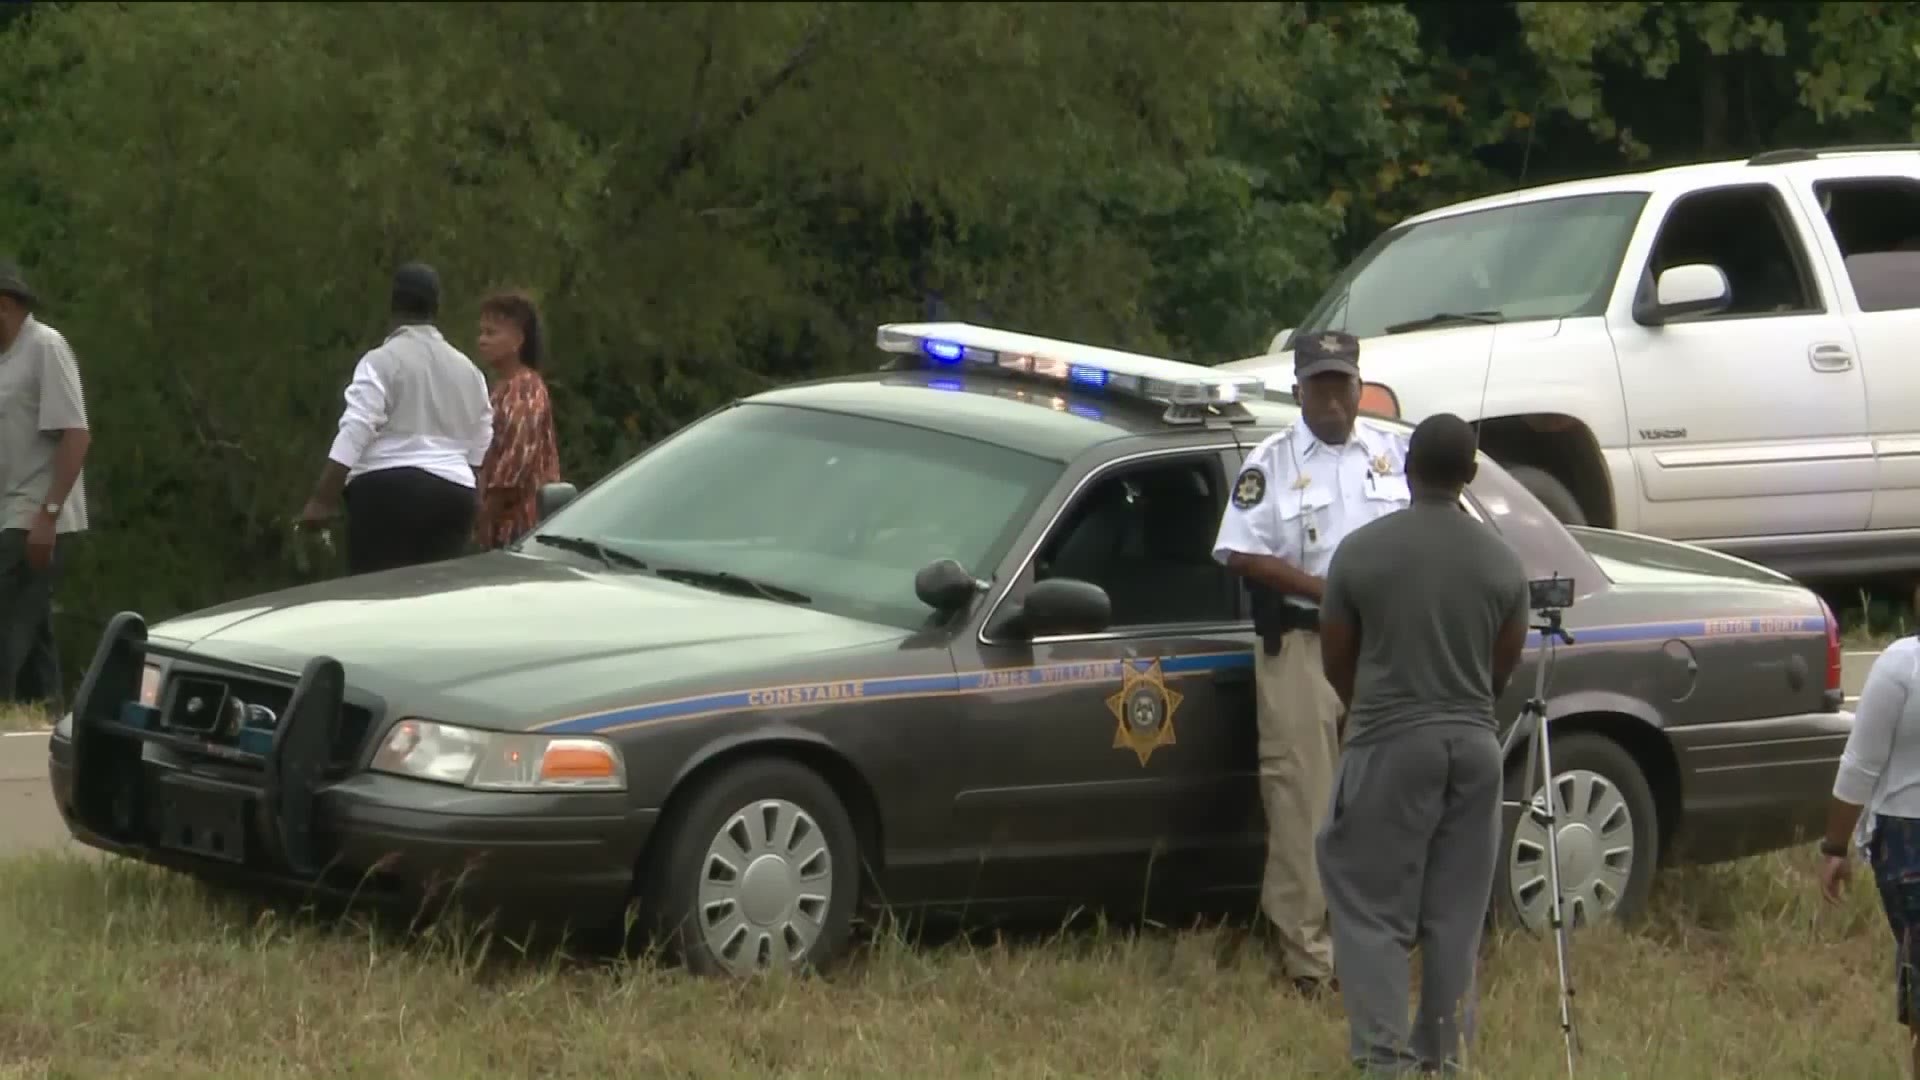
[[24, 513, 54, 572], [1819, 853, 1852, 905], [297, 498, 334, 530]]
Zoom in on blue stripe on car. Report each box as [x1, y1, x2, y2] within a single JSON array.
[[534, 615, 1828, 736]]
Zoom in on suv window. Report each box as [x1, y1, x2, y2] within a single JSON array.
[[1813, 176, 1920, 313], [1032, 455, 1238, 630], [1641, 184, 1820, 318]]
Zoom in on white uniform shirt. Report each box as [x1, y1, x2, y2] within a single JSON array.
[[1835, 636, 1920, 853], [326, 324, 494, 489], [1211, 417, 1413, 611]]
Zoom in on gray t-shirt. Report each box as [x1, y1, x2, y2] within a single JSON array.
[[0, 316, 90, 533], [1321, 499, 1527, 747]]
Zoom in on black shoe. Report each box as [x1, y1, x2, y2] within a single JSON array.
[[1291, 975, 1339, 999]]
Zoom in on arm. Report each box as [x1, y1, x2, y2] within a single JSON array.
[[306, 353, 389, 514], [1225, 551, 1325, 602], [36, 336, 91, 514], [1318, 548, 1359, 707], [25, 337, 91, 566], [468, 370, 496, 473], [1212, 451, 1322, 601], [1491, 569, 1529, 697], [1826, 645, 1916, 851]]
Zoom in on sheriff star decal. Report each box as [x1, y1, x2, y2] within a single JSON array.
[[1106, 658, 1184, 766], [1232, 467, 1266, 510]]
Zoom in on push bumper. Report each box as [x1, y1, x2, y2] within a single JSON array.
[[50, 612, 657, 928]]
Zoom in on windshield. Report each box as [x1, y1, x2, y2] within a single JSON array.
[[1297, 191, 1650, 340], [1566, 526, 1787, 588], [529, 402, 1063, 629]]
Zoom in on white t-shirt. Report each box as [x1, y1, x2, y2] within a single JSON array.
[[1835, 636, 1920, 851], [327, 323, 494, 488], [0, 316, 90, 533]]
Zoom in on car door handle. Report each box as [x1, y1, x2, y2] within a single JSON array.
[[1809, 343, 1854, 372]]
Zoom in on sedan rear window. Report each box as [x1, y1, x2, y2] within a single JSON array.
[[529, 402, 1063, 629]]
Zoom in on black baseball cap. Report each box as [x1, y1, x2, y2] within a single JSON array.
[[1294, 330, 1361, 380], [391, 261, 441, 313]]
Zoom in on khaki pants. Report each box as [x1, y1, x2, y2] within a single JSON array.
[[1256, 629, 1342, 981]]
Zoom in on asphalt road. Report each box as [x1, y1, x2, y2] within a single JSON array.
[[0, 649, 1888, 859]]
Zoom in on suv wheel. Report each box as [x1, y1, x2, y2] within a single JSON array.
[[1506, 465, 1588, 527]]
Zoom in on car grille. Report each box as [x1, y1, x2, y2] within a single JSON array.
[[159, 670, 376, 775]]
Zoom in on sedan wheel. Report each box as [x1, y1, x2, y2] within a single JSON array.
[[649, 758, 859, 978], [1495, 732, 1659, 932], [697, 798, 835, 972]]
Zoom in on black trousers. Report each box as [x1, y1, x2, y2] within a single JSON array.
[[0, 527, 64, 707], [342, 467, 478, 576]]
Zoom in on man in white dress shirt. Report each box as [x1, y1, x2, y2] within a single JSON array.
[[298, 262, 494, 575]]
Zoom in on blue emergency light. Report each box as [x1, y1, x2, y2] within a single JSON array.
[[874, 322, 1265, 425]]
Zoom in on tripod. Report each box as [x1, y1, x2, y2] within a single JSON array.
[[1512, 602, 1579, 1079]]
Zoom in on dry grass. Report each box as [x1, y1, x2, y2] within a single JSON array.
[[0, 704, 51, 733], [0, 847, 1898, 1079]]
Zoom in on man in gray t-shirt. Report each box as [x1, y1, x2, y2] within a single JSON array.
[[1312, 412, 1529, 1077]]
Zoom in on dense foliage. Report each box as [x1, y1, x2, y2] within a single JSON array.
[[3, 1, 1916, 680]]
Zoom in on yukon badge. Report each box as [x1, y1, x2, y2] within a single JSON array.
[[1638, 427, 1687, 441]]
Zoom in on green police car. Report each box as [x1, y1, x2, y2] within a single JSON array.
[[50, 321, 1852, 976]]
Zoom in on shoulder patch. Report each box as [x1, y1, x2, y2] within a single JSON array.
[[1232, 466, 1267, 510]]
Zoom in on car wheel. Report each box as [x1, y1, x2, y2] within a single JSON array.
[[1505, 465, 1588, 527], [1494, 732, 1659, 932], [648, 757, 859, 978]]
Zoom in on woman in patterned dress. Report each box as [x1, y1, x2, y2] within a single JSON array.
[[472, 289, 561, 549]]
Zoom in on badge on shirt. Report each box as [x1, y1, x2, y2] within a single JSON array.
[[1371, 453, 1394, 476], [1232, 467, 1266, 510]]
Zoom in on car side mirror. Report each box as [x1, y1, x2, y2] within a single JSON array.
[[1268, 327, 1296, 354], [1637, 263, 1731, 325], [990, 578, 1112, 640], [536, 482, 578, 521], [915, 558, 987, 614]]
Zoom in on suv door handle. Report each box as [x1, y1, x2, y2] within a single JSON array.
[[1809, 343, 1855, 372]]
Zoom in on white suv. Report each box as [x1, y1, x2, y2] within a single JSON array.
[[1219, 145, 1920, 583]]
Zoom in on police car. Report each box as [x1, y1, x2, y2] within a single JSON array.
[[50, 322, 1852, 975]]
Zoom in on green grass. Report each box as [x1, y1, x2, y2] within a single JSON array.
[[0, 848, 1903, 1078]]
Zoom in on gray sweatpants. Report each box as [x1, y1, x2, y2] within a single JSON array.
[[1315, 722, 1503, 1076]]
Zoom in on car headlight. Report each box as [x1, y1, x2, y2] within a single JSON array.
[[369, 719, 626, 792], [54, 663, 161, 742]]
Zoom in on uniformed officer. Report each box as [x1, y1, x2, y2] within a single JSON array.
[[1210, 329, 1411, 995]]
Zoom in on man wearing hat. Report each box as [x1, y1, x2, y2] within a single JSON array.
[[299, 261, 494, 575], [0, 259, 92, 708], [1211, 329, 1412, 996]]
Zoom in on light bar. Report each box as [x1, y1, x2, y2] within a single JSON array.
[[875, 322, 1266, 417]]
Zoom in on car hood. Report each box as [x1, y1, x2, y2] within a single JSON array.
[[148, 552, 916, 726]]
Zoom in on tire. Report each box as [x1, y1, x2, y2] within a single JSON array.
[[1492, 732, 1660, 932], [1504, 464, 1588, 527], [646, 757, 860, 978]]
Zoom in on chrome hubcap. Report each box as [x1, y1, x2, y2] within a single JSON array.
[[698, 798, 833, 975], [1508, 768, 1634, 931]]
